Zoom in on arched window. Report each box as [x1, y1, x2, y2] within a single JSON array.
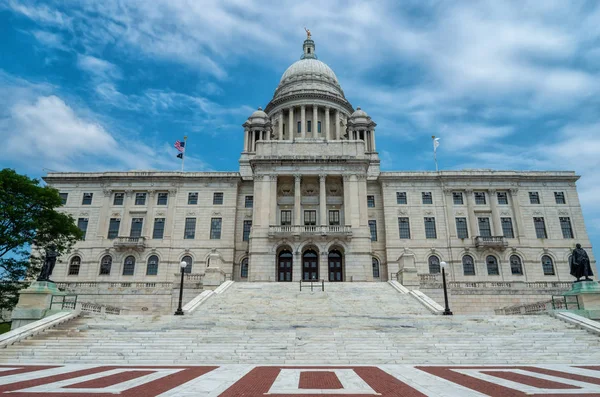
[[510, 255, 523, 275], [486, 255, 499, 275], [462, 255, 475, 275], [123, 256, 135, 276], [428, 255, 440, 274], [372, 257, 380, 278], [146, 255, 159, 276], [182, 255, 192, 274], [68, 256, 81, 276], [99, 255, 112, 275], [240, 258, 248, 278], [542, 255, 555, 275]]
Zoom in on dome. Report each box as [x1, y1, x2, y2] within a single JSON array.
[[279, 59, 339, 86], [250, 107, 268, 119], [350, 107, 368, 118]]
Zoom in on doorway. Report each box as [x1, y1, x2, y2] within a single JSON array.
[[328, 250, 343, 281], [302, 250, 319, 281], [278, 250, 293, 282]]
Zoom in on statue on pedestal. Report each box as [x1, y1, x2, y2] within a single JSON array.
[[569, 244, 594, 282], [37, 245, 57, 282]]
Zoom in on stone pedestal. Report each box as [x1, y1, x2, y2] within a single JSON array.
[[203, 267, 226, 288], [397, 252, 419, 288], [562, 280, 600, 320], [11, 281, 66, 329]]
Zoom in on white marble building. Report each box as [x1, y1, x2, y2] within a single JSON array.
[[44, 37, 594, 310]]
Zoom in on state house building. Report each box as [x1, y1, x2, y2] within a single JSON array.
[[44, 37, 594, 306]]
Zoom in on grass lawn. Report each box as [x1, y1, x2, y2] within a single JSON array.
[[0, 322, 11, 334]]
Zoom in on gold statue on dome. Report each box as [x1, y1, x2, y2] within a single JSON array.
[[304, 27, 311, 39]]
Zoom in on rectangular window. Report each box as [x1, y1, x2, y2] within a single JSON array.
[[398, 217, 411, 239], [534, 217, 547, 238], [130, 218, 143, 238], [82, 193, 93, 205], [422, 192, 433, 204], [213, 192, 223, 205], [474, 192, 486, 205], [478, 217, 492, 237], [424, 217, 437, 239], [501, 217, 514, 238], [152, 218, 165, 239], [188, 192, 198, 205], [107, 218, 120, 239], [453, 192, 464, 205], [245, 195, 254, 208], [497, 192, 508, 205], [396, 192, 407, 204], [297, 121, 301, 133], [157, 192, 168, 205], [329, 210, 340, 226], [281, 210, 292, 225], [304, 210, 317, 226], [184, 218, 196, 239], [560, 217, 574, 239], [456, 217, 468, 239], [243, 220, 252, 241], [317, 121, 321, 133], [307, 120, 312, 132], [113, 193, 124, 205], [59, 193, 68, 205], [135, 193, 146, 205], [367, 195, 375, 208], [210, 218, 222, 239], [555, 192, 566, 204], [368, 220, 377, 241], [77, 218, 88, 240], [529, 192, 540, 204]]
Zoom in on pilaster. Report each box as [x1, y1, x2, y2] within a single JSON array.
[[510, 188, 526, 239], [325, 107, 330, 140], [301, 105, 306, 138], [489, 189, 502, 236], [465, 189, 478, 239], [288, 107, 294, 141], [97, 189, 112, 239], [312, 105, 318, 138], [335, 109, 340, 140], [294, 175, 302, 226], [319, 174, 327, 226]]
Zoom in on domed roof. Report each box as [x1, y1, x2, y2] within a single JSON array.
[[350, 107, 368, 118], [279, 58, 339, 86], [250, 107, 268, 119]]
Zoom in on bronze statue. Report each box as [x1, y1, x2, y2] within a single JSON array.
[[37, 245, 58, 282], [569, 243, 594, 282], [304, 27, 311, 39]]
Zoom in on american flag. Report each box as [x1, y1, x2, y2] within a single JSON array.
[[174, 140, 185, 153]]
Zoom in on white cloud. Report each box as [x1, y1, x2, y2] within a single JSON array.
[[4, 0, 71, 29], [76, 55, 121, 81], [30, 30, 69, 51]]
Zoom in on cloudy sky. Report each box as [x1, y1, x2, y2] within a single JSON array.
[[1, 0, 599, 258]]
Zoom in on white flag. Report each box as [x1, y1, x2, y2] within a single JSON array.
[[433, 137, 440, 152]]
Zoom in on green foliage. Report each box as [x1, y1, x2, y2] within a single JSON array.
[[0, 322, 10, 334]]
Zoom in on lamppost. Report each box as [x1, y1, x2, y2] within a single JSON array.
[[440, 261, 453, 315], [174, 261, 187, 316]]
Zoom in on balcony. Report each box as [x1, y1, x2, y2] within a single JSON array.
[[475, 236, 508, 249], [269, 225, 352, 239], [113, 236, 146, 251]]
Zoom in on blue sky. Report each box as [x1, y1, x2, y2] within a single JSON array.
[[1, 1, 600, 259]]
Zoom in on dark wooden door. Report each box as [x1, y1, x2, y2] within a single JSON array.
[[328, 251, 343, 282], [278, 251, 293, 282], [302, 250, 318, 281]]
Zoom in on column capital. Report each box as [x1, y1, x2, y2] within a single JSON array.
[[301, 105, 306, 110], [510, 188, 519, 194], [148, 190, 157, 197], [325, 106, 330, 111], [294, 174, 302, 182], [319, 174, 327, 181], [270, 174, 278, 181], [464, 188, 473, 194], [488, 188, 497, 195], [103, 189, 113, 197]]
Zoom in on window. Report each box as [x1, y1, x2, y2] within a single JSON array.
[[240, 258, 248, 278], [428, 256, 440, 274], [243, 220, 252, 241], [152, 218, 165, 239], [213, 192, 223, 205], [135, 193, 146, 205], [59, 193, 68, 205], [478, 217, 491, 237], [317, 121, 321, 133], [68, 256, 81, 276], [560, 217, 574, 239], [82, 193, 93, 205], [396, 192, 407, 204], [188, 192, 198, 205], [210, 218, 222, 239], [529, 192, 540, 204], [534, 217, 547, 239], [398, 217, 411, 239], [184, 218, 196, 239], [422, 192, 433, 204], [462, 255, 475, 275], [107, 218, 120, 239], [372, 258, 380, 278], [497, 192, 508, 205], [424, 217, 437, 239], [304, 210, 317, 226], [99, 255, 112, 275], [555, 192, 566, 204], [367, 195, 375, 208], [245, 195, 254, 208], [368, 220, 377, 241], [542, 255, 555, 275], [281, 210, 292, 226], [452, 192, 463, 205], [474, 192, 486, 205], [329, 210, 340, 226], [510, 255, 523, 275], [146, 255, 158, 276], [130, 218, 143, 238], [182, 255, 192, 274], [297, 121, 301, 133], [123, 256, 135, 276], [307, 120, 312, 132], [501, 217, 514, 238], [113, 192, 124, 205], [157, 192, 168, 205], [456, 217, 468, 239], [77, 218, 88, 240], [486, 255, 499, 275]]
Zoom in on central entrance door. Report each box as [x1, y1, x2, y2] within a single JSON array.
[[278, 250, 293, 282], [302, 250, 319, 281], [328, 250, 343, 281]]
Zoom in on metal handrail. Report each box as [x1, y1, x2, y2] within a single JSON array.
[[299, 279, 325, 292], [50, 294, 78, 311], [551, 295, 580, 310]]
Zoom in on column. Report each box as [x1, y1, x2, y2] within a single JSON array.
[[357, 175, 368, 226], [266, 127, 271, 141], [164, 189, 177, 239], [335, 110, 340, 140], [259, 175, 271, 226], [144, 191, 156, 237], [243, 128, 249, 151], [443, 188, 455, 238], [251, 131, 257, 152], [97, 189, 112, 239], [288, 107, 294, 141], [312, 105, 318, 138], [325, 107, 330, 140], [301, 105, 306, 138], [121, 190, 133, 237], [294, 175, 302, 226], [278, 113, 283, 140], [489, 189, 502, 236], [371, 129, 376, 151], [510, 188, 526, 239], [319, 174, 327, 226], [269, 175, 278, 225], [343, 175, 351, 226], [465, 189, 478, 238]]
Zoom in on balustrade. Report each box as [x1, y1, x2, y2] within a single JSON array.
[[269, 225, 352, 238], [475, 236, 508, 248], [113, 236, 146, 250]]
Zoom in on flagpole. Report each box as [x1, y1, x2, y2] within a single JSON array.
[[181, 135, 188, 172]]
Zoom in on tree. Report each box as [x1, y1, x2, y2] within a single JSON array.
[[0, 169, 83, 319]]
